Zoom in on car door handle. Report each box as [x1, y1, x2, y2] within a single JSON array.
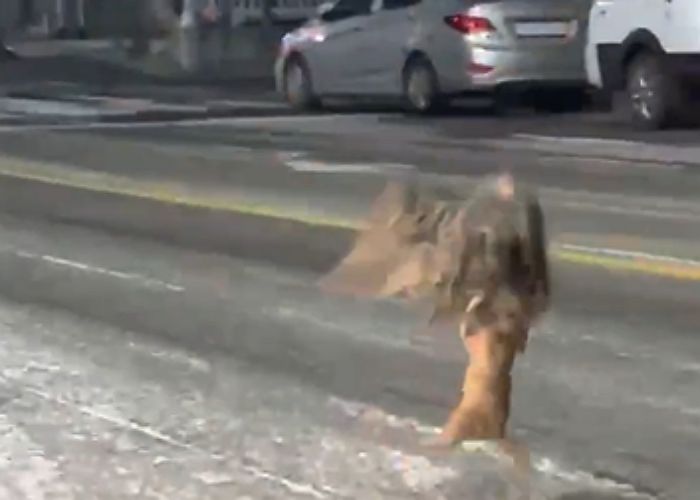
[[327, 26, 363, 39]]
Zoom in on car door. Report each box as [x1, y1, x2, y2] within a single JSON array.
[[303, 0, 375, 94], [349, 0, 422, 95]]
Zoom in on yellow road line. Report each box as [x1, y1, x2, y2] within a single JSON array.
[[0, 158, 698, 282], [0, 158, 360, 230]]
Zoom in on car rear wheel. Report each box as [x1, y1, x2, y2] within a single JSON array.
[[403, 58, 443, 114], [0, 45, 18, 61], [625, 52, 682, 130], [283, 57, 321, 111]]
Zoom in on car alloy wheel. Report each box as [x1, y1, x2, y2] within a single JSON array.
[[284, 58, 319, 111]]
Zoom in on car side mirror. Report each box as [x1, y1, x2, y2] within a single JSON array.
[[317, 0, 369, 22], [317, 1, 335, 16]]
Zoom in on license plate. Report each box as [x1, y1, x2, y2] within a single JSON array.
[[514, 21, 573, 37]]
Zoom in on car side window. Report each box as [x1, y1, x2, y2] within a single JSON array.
[[321, 0, 373, 21], [382, 0, 420, 11]]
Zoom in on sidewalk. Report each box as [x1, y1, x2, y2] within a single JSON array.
[[0, 36, 286, 124]]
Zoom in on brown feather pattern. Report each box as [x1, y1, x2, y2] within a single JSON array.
[[319, 174, 550, 343]]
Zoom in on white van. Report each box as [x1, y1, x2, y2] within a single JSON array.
[[585, 0, 700, 129]]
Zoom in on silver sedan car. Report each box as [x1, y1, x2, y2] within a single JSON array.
[[275, 0, 592, 113]]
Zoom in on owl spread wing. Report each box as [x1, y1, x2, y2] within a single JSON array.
[[318, 175, 551, 333]]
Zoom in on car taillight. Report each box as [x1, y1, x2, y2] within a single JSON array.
[[444, 14, 495, 35], [468, 62, 494, 74]]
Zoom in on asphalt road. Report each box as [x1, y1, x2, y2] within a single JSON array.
[[0, 108, 697, 499]]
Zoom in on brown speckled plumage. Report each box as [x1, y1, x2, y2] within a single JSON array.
[[319, 173, 551, 445], [319, 174, 550, 341]]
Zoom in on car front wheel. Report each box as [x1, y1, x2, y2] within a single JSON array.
[[283, 57, 321, 111]]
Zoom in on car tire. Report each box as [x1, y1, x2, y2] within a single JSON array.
[[283, 57, 321, 112], [403, 58, 443, 114], [0, 45, 19, 61], [625, 52, 683, 130]]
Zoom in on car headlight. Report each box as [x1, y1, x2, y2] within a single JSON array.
[[280, 26, 327, 56]]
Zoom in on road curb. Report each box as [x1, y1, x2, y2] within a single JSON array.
[[0, 102, 299, 126], [101, 104, 298, 123]]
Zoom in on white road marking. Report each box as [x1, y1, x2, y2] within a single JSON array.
[[559, 243, 700, 267], [633, 396, 700, 420], [208, 100, 288, 109], [275, 150, 307, 161], [542, 189, 700, 221], [0, 98, 104, 117], [330, 397, 656, 499], [285, 158, 416, 174], [269, 306, 431, 353], [17, 384, 332, 498], [147, 143, 254, 159], [539, 155, 683, 171], [243, 467, 328, 499], [28, 386, 193, 449], [127, 342, 211, 373], [12, 249, 185, 292], [534, 458, 655, 499], [678, 362, 700, 373], [547, 196, 700, 222], [413, 171, 700, 221], [514, 133, 642, 147], [510, 133, 697, 167]]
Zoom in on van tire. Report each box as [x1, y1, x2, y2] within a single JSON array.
[[625, 52, 682, 130], [403, 57, 443, 114]]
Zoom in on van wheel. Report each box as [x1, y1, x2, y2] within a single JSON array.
[[284, 57, 321, 111], [403, 58, 442, 114], [626, 52, 682, 130]]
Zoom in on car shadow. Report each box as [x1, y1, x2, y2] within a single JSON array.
[[319, 95, 597, 120], [319, 98, 510, 118]]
